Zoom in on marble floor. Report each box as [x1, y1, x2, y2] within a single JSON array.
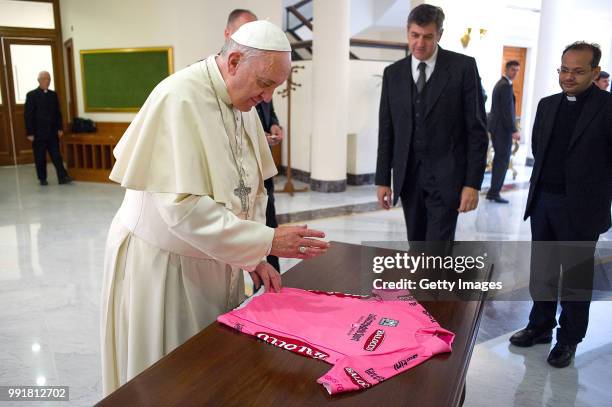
[[0, 163, 611, 406]]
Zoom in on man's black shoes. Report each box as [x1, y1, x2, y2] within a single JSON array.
[[509, 328, 553, 347], [59, 176, 73, 184], [547, 342, 577, 368], [486, 194, 509, 204], [40, 180, 48, 186]]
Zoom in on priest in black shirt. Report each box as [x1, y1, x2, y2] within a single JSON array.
[[24, 71, 72, 185], [510, 42, 612, 368]]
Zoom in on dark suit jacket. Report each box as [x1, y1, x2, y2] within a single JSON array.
[[375, 46, 488, 208], [256, 101, 279, 133], [488, 76, 517, 134], [256, 101, 280, 189], [524, 86, 612, 236], [24, 88, 63, 139]]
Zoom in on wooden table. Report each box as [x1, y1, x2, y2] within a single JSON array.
[[97, 242, 490, 406]]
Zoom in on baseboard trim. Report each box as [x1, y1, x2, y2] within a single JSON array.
[[309, 178, 347, 192]]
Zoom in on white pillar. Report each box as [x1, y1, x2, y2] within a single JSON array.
[[310, 0, 350, 192], [526, 0, 575, 162]]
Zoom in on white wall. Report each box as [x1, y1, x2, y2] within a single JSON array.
[[351, 27, 408, 61], [347, 60, 390, 175], [274, 59, 390, 175], [59, 0, 282, 122], [275, 61, 312, 173]]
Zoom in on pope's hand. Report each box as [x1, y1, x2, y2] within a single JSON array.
[[271, 225, 329, 259], [250, 261, 281, 293]]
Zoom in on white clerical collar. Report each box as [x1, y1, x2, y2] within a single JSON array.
[[566, 95, 576, 102], [503, 75, 513, 85], [206, 55, 232, 106]]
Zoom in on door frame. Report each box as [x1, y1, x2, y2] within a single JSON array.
[[64, 38, 77, 123], [2, 37, 62, 164], [0, 37, 16, 165], [0, 0, 66, 166]]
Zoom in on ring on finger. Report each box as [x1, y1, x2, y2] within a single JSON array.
[[299, 246, 307, 254]]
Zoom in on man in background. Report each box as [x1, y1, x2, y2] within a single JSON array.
[[375, 4, 488, 243], [511, 42, 612, 368], [487, 60, 521, 203], [594, 70, 609, 91], [225, 8, 284, 271], [24, 71, 72, 185]]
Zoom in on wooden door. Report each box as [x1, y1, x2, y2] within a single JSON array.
[[64, 38, 78, 123], [2, 38, 60, 164], [0, 44, 14, 166], [502, 46, 527, 122]]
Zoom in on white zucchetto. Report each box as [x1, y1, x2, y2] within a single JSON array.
[[230, 20, 291, 52]]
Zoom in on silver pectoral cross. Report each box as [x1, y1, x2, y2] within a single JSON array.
[[233, 178, 251, 214]]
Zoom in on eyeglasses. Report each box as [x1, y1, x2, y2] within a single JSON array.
[[557, 67, 591, 76]]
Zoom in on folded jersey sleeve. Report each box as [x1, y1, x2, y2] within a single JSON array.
[[152, 192, 275, 271], [317, 327, 454, 395]]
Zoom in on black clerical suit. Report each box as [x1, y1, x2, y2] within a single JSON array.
[[488, 76, 517, 198], [24, 87, 69, 182], [375, 46, 488, 242], [524, 84, 612, 345], [256, 100, 280, 272]]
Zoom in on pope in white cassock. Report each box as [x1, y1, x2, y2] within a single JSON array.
[[100, 20, 329, 395]]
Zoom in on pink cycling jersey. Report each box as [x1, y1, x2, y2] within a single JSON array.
[[217, 287, 455, 394]]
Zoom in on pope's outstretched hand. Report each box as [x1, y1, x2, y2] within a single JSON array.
[[271, 225, 329, 259]]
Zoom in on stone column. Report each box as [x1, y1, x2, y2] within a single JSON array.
[[309, 0, 350, 192]]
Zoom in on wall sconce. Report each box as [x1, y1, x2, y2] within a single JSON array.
[[461, 27, 488, 48], [460, 27, 472, 48]]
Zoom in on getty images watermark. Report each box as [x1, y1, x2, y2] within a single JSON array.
[[370, 250, 502, 292], [359, 241, 612, 301]]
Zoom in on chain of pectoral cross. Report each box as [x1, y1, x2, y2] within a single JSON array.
[[205, 60, 252, 216], [231, 112, 251, 216]]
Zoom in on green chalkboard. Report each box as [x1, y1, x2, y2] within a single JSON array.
[[80, 47, 173, 112]]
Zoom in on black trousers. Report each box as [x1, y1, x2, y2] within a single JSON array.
[[488, 129, 512, 197], [264, 177, 280, 272], [32, 136, 68, 182], [527, 191, 598, 345], [400, 164, 459, 243]]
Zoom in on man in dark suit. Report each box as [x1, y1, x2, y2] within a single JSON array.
[[487, 60, 521, 203], [224, 8, 284, 272], [256, 101, 283, 272], [594, 70, 609, 91], [510, 42, 612, 368], [24, 71, 72, 186], [375, 4, 488, 243]]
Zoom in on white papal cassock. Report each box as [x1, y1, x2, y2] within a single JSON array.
[[101, 55, 277, 395]]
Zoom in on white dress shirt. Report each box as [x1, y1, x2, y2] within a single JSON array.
[[411, 45, 439, 84]]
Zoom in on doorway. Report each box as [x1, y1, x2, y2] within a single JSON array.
[[0, 38, 59, 166], [0, 0, 66, 167]]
